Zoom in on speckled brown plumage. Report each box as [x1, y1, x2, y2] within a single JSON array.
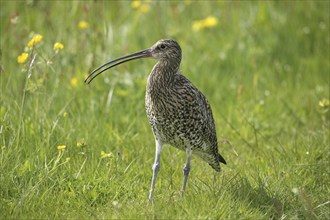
[[85, 39, 226, 201], [145, 40, 226, 171]]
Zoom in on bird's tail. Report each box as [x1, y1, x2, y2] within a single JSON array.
[[218, 153, 226, 165], [209, 163, 221, 172], [209, 153, 226, 172]]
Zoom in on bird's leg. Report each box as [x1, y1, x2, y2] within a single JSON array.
[[149, 139, 162, 201], [181, 148, 192, 197]]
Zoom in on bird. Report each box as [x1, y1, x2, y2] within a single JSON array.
[[85, 39, 226, 200]]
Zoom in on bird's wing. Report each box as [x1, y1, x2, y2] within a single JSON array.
[[196, 89, 218, 149], [175, 74, 226, 165], [196, 89, 227, 164], [174, 74, 217, 146]]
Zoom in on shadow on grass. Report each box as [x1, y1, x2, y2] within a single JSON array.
[[226, 174, 284, 219]]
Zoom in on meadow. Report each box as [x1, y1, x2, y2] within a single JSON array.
[[0, 1, 329, 219]]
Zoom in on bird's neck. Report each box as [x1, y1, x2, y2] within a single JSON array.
[[148, 59, 180, 87]]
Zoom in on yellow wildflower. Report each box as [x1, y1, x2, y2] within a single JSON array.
[[192, 16, 218, 32], [27, 34, 43, 47], [131, 0, 141, 8], [77, 141, 86, 148], [204, 16, 218, 27], [78, 21, 89, 30], [101, 150, 113, 158], [63, 112, 68, 117], [17, 52, 29, 64], [53, 42, 64, 52], [70, 77, 78, 87], [57, 145, 66, 151], [132, 0, 150, 13], [319, 99, 330, 107], [140, 4, 150, 13]]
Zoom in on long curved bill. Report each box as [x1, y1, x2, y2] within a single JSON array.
[[85, 48, 152, 84]]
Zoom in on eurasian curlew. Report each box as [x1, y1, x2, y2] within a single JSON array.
[[85, 39, 226, 200]]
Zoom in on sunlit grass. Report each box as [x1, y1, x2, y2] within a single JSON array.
[[1, 1, 329, 219]]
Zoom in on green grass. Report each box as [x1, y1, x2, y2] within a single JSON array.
[[1, 1, 329, 219]]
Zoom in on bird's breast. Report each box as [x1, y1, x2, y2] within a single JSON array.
[[145, 83, 204, 148]]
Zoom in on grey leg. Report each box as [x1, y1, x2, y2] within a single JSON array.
[[149, 139, 162, 201], [181, 148, 192, 197]]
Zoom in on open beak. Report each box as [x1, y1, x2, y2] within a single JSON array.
[[85, 48, 152, 84]]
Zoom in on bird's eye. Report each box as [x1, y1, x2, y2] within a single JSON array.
[[159, 44, 166, 50]]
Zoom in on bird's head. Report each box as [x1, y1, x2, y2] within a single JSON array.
[[150, 39, 182, 61], [85, 39, 181, 84]]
